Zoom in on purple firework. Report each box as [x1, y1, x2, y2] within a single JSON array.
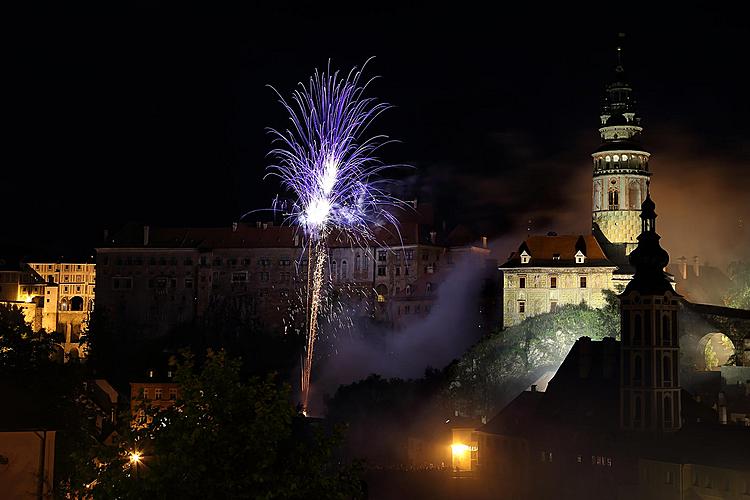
[[266, 59, 402, 242]]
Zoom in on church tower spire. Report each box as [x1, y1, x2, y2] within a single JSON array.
[[619, 192, 682, 432], [591, 35, 652, 255]]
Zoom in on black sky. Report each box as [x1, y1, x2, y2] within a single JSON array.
[[5, 5, 749, 265]]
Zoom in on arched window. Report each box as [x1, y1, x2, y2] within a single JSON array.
[[629, 181, 641, 209], [634, 313, 642, 345], [70, 296, 84, 311], [605, 155, 611, 168], [355, 254, 361, 273], [634, 396, 642, 426], [634, 355, 642, 384], [60, 297, 69, 312], [341, 260, 348, 279], [608, 188, 619, 209], [662, 315, 671, 345], [663, 356, 672, 382]]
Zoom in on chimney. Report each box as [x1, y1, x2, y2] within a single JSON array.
[[232, 222, 238, 232], [143, 225, 150, 246], [678, 256, 687, 280], [693, 256, 700, 277], [429, 231, 437, 244], [481, 236, 488, 249]]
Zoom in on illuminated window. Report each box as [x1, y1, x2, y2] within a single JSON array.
[[520, 250, 530, 264], [613, 154, 620, 162], [143, 388, 150, 400], [622, 154, 628, 161], [575, 251, 586, 264]]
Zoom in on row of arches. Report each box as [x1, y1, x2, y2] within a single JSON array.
[[59, 296, 94, 312]]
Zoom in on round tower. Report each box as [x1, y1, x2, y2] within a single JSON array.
[[592, 40, 651, 255]]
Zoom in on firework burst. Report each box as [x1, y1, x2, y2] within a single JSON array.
[[266, 60, 403, 412]]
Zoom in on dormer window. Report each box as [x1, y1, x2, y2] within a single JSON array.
[[520, 250, 531, 264], [575, 250, 586, 264], [552, 253, 560, 261]]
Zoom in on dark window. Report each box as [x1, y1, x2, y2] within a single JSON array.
[[550, 301, 558, 313], [377, 266, 386, 276], [519, 301, 526, 314], [550, 276, 557, 289], [580, 276, 587, 288], [519, 276, 526, 289]]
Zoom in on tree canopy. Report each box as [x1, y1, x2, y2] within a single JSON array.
[[725, 260, 750, 310], [447, 293, 620, 417], [89, 350, 363, 499]]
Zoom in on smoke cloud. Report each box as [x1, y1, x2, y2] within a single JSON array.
[[308, 254, 489, 413]]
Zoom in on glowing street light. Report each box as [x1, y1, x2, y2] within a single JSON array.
[[129, 452, 141, 464]]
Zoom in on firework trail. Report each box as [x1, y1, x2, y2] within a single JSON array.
[[267, 59, 403, 412]]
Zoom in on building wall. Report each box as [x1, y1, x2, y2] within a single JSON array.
[[638, 459, 750, 500], [0, 430, 56, 499], [502, 267, 615, 328], [592, 208, 643, 255]]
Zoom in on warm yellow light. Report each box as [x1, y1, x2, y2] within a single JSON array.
[[129, 452, 142, 464], [451, 443, 470, 456]]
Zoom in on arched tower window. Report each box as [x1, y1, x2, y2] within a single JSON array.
[[634, 313, 642, 345], [634, 355, 642, 385], [341, 260, 348, 279], [662, 315, 671, 345], [608, 188, 619, 209], [629, 181, 641, 209], [593, 181, 602, 211], [355, 254, 361, 273]]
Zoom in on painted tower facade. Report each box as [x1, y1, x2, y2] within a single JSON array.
[[620, 193, 681, 432], [592, 45, 651, 255]]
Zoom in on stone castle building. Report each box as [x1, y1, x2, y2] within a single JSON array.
[[500, 45, 655, 328], [0, 259, 95, 359], [96, 204, 493, 336]]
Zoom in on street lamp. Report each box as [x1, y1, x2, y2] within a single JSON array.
[[129, 451, 142, 480]]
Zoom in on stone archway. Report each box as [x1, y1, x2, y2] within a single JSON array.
[[697, 332, 735, 371], [71, 296, 84, 311]]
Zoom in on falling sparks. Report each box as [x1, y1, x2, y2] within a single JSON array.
[[266, 60, 404, 412]]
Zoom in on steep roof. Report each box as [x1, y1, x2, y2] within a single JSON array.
[[500, 234, 614, 269]]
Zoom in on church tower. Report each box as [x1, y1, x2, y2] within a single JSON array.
[[592, 39, 651, 255], [619, 192, 681, 432]]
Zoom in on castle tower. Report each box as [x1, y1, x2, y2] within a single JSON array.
[[619, 192, 681, 432], [592, 38, 651, 255]]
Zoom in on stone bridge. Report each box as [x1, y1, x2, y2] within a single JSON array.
[[679, 300, 750, 369]]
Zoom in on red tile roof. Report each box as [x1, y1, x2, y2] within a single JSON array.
[[500, 234, 614, 268]]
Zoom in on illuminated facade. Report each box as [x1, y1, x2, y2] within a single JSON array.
[[501, 235, 616, 328], [0, 260, 93, 358], [500, 45, 654, 328]]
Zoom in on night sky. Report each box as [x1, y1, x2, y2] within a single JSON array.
[[6, 5, 748, 266]]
